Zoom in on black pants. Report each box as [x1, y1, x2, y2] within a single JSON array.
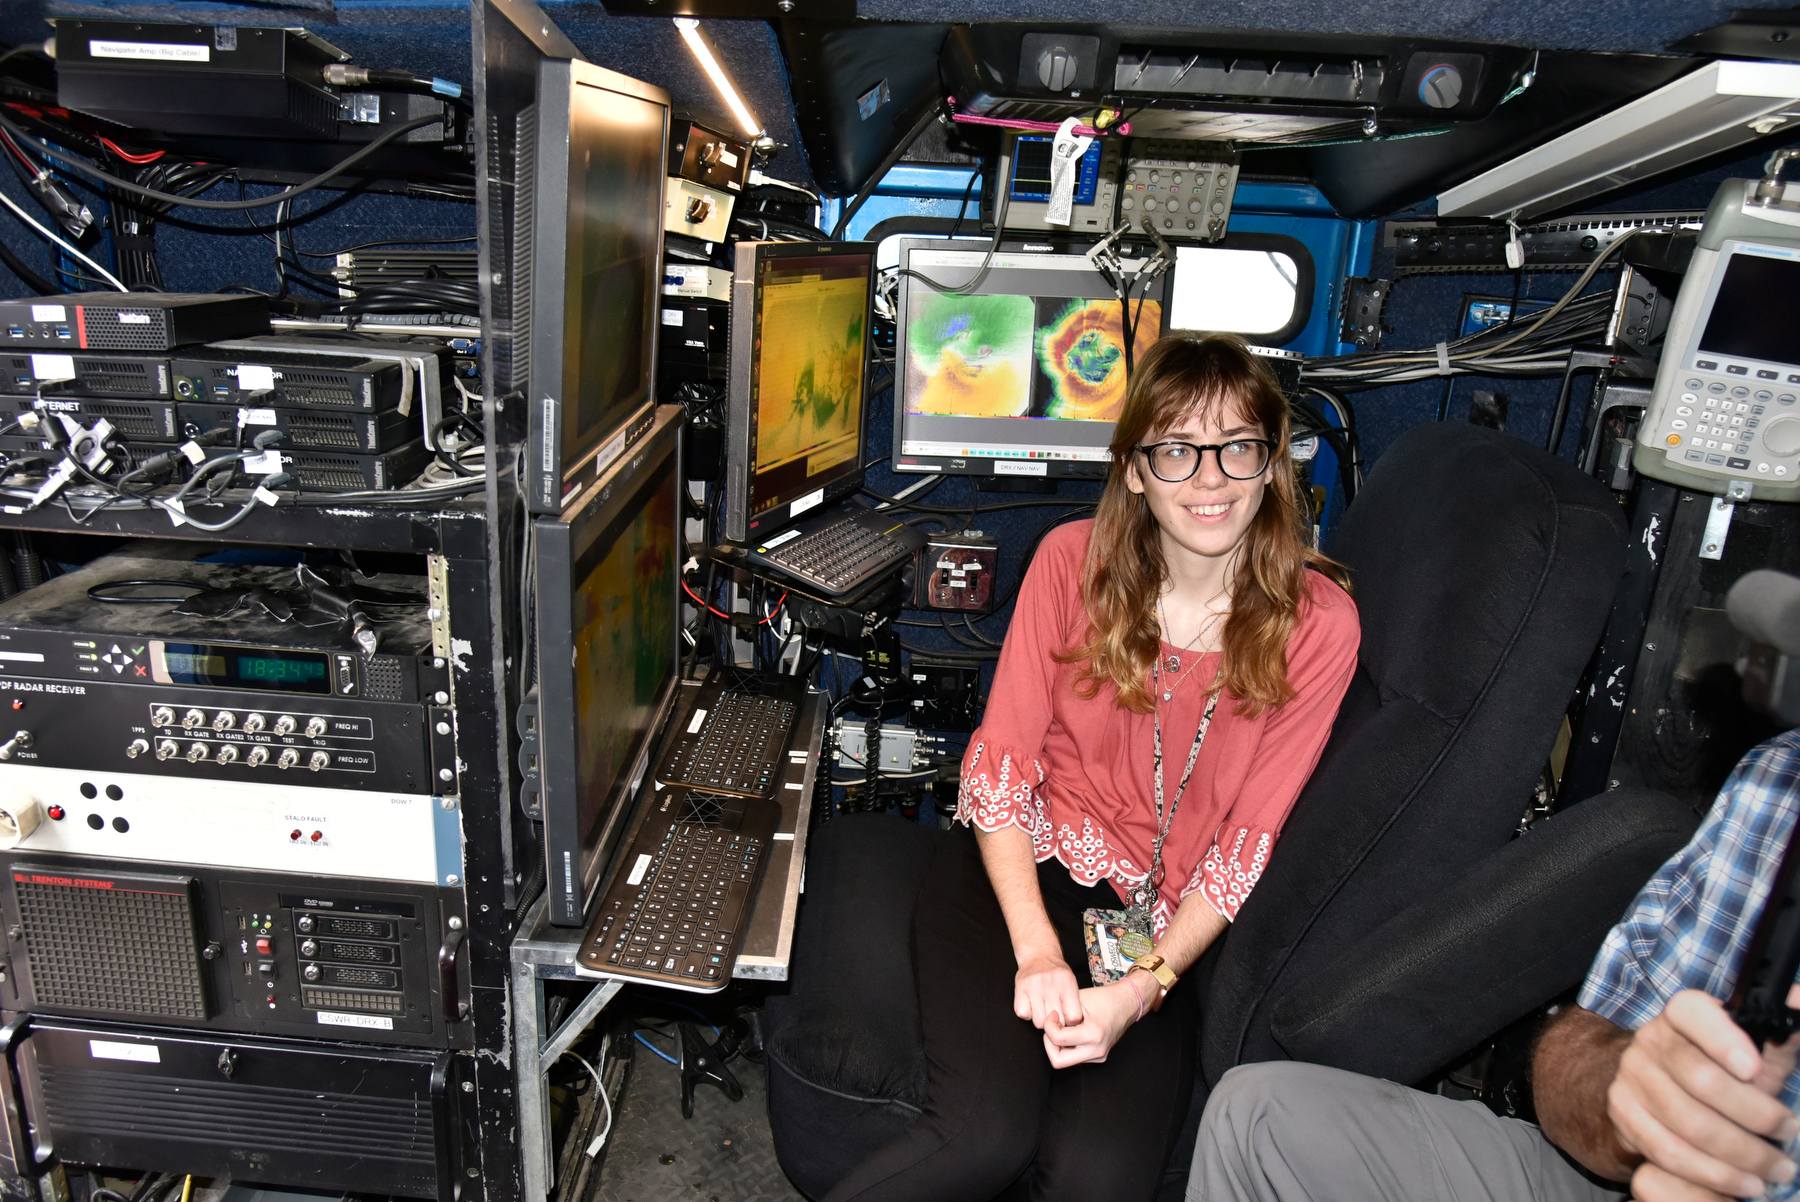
[[825, 825, 1199, 1202]]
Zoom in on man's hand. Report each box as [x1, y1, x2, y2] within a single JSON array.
[[1014, 951, 1083, 1030], [1042, 979, 1138, 1068], [1609, 988, 1800, 1201]]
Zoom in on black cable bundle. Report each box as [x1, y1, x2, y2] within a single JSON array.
[[11, 532, 43, 591]]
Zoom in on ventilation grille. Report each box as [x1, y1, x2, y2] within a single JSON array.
[[287, 79, 341, 138], [37, 1064, 432, 1162], [509, 105, 537, 397], [283, 413, 364, 450], [361, 657, 403, 702], [79, 308, 169, 350], [84, 403, 171, 439], [279, 371, 363, 408], [303, 987, 404, 1014], [321, 915, 395, 941], [322, 965, 397, 989], [13, 871, 205, 1017], [320, 941, 395, 965], [1113, 47, 1383, 103]]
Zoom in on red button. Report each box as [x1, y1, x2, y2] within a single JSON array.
[[45, 806, 63, 821], [255, 937, 272, 955], [310, 831, 322, 843]]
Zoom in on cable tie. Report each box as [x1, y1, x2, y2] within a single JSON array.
[[1435, 342, 1451, 376]]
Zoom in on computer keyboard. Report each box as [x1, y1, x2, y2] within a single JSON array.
[[762, 516, 916, 593], [659, 692, 796, 797], [579, 817, 766, 986]]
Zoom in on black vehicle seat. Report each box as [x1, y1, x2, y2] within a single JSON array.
[[763, 422, 1697, 1200]]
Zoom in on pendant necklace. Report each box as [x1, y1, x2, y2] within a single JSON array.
[[1158, 596, 1226, 700]]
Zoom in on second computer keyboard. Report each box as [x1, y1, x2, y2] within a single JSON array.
[[657, 690, 797, 797], [745, 508, 927, 597]]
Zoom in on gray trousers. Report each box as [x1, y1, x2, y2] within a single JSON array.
[[1189, 1062, 1628, 1202]]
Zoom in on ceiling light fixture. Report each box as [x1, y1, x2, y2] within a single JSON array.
[[673, 18, 762, 140], [1438, 60, 1800, 220]]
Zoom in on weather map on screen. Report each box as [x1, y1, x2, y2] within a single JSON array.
[[573, 458, 677, 844], [904, 290, 1161, 423], [754, 268, 866, 478]]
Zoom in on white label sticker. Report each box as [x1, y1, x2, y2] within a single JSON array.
[[686, 708, 709, 735], [236, 364, 276, 392], [592, 426, 628, 475], [90, 40, 210, 62], [29, 354, 74, 382], [180, 441, 205, 465], [721, 150, 740, 168], [789, 487, 825, 517], [662, 309, 684, 327], [30, 305, 64, 323], [758, 528, 803, 551], [90, 1040, 159, 1063], [253, 486, 280, 506], [238, 408, 277, 427], [117, 313, 150, 325], [243, 450, 283, 475], [316, 1011, 394, 1031], [994, 460, 1048, 477], [773, 832, 796, 841], [626, 853, 654, 886]]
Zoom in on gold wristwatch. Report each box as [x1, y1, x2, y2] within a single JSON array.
[[1130, 953, 1178, 1010]]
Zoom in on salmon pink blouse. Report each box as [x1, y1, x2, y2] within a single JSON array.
[[956, 520, 1359, 933]]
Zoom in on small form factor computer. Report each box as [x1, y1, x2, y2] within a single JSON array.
[[720, 240, 926, 599]]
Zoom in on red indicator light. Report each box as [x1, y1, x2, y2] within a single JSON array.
[[289, 829, 301, 841], [45, 806, 63, 821], [309, 830, 322, 843], [10, 701, 21, 711]]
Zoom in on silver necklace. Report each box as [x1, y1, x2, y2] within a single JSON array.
[[1158, 596, 1227, 696]]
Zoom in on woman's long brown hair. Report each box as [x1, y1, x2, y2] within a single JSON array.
[[1057, 334, 1347, 716]]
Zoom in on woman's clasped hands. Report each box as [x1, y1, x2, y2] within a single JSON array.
[[1014, 951, 1140, 1069]]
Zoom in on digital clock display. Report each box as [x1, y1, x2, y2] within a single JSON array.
[[159, 644, 334, 695]]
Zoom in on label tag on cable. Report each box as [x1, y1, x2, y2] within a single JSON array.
[[236, 364, 275, 393], [29, 355, 73, 382], [180, 441, 205, 465], [164, 498, 186, 527], [243, 450, 283, 475], [1045, 118, 1094, 228], [253, 486, 279, 507]]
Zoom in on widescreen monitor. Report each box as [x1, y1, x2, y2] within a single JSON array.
[[523, 57, 671, 515], [533, 405, 683, 926], [722, 240, 877, 544], [891, 238, 1169, 479]]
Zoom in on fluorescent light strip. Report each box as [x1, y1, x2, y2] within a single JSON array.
[[673, 18, 761, 140]]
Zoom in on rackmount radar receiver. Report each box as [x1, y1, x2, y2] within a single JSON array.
[[1637, 162, 1800, 501], [0, 551, 470, 1047]]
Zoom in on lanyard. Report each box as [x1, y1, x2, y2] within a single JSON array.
[[1129, 657, 1223, 922]]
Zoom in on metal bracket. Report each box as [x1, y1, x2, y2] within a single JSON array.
[[1701, 495, 1738, 560], [426, 553, 452, 663]]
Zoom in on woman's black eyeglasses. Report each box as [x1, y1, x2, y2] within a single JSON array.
[[1134, 439, 1274, 483]]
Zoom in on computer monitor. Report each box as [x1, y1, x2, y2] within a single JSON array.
[[533, 405, 683, 926], [722, 240, 878, 544], [522, 57, 671, 515], [891, 238, 1170, 479]]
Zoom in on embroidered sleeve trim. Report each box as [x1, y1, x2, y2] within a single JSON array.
[[957, 741, 1050, 853], [1185, 827, 1273, 923]]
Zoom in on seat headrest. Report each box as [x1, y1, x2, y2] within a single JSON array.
[[1329, 422, 1622, 723]]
